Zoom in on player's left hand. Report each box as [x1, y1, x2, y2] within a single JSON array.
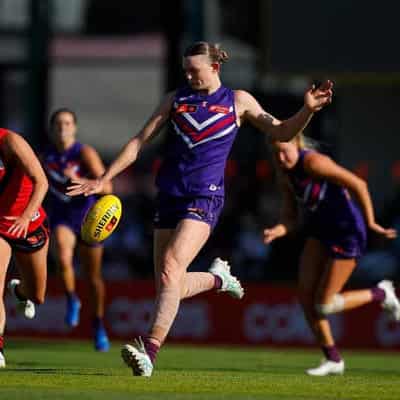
[[4, 215, 30, 238], [304, 80, 333, 112], [369, 222, 397, 239]]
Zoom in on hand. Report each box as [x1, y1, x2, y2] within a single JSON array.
[[263, 225, 287, 244], [368, 222, 397, 239], [67, 177, 104, 197], [304, 80, 333, 112], [4, 215, 30, 238]]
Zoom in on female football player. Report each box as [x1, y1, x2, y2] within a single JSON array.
[[0, 128, 49, 368], [42, 109, 112, 351], [263, 134, 399, 376], [68, 41, 333, 376]]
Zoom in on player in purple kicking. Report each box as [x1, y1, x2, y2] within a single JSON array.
[[68, 41, 333, 376], [263, 134, 399, 376], [42, 108, 112, 351]]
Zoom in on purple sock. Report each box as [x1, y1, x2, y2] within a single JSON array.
[[213, 275, 223, 290], [371, 287, 386, 303], [322, 345, 342, 362], [144, 337, 160, 364]]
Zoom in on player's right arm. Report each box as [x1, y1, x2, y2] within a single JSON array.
[[67, 91, 175, 196], [3, 132, 49, 237], [263, 173, 297, 244]]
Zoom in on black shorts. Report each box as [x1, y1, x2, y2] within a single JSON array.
[[0, 220, 49, 253]]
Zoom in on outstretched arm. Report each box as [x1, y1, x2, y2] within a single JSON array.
[[67, 91, 175, 196], [235, 81, 333, 142], [303, 152, 397, 239]]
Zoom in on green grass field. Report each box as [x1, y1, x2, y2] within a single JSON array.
[[0, 340, 399, 400]]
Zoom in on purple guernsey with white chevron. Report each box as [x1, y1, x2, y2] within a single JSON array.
[[156, 85, 239, 197], [287, 149, 367, 259]]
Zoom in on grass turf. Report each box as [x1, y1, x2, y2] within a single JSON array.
[[0, 340, 399, 400]]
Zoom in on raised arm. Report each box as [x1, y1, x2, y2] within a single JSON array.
[[67, 91, 175, 196], [4, 132, 49, 238], [235, 81, 333, 142], [303, 152, 397, 239]]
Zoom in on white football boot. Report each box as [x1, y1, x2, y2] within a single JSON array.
[[306, 359, 345, 376], [8, 279, 35, 319], [209, 258, 244, 299], [121, 337, 153, 377], [378, 280, 400, 321], [0, 352, 5, 368]]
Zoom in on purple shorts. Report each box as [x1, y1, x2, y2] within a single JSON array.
[[48, 198, 100, 247], [306, 210, 367, 259], [154, 192, 224, 230]]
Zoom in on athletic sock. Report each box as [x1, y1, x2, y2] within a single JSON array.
[[371, 287, 386, 302], [322, 345, 342, 362], [144, 337, 160, 364], [213, 275, 223, 290]]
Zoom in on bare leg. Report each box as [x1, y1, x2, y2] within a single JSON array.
[[122, 219, 232, 375], [79, 243, 105, 318], [317, 259, 379, 312], [53, 225, 77, 294], [14, 240, 49, 304], [154, 227, 216, 302], [181, 272, 215, 299], [0, 238, 12, 337], [298, 239, 334, 345], [312, 258, 356, 346], [150, 219, 211, 344]]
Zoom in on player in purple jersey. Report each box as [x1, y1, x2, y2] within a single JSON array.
[[68, 41, 333, 376], [263, 134, 399, 376], [42, 108, 113, 351]]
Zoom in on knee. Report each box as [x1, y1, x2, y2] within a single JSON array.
[[315, 294, 345, 316], [160, 254, 181, 287], [88, 274, 103, 287], [57, 252, 73, 269]]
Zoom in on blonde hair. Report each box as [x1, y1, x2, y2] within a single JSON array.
[[184, 41, 229, 65], [295, 132, 317, 149], [270, 132, 317, 150]]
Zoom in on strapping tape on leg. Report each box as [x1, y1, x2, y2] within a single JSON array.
[[316, 294, 345, 316]]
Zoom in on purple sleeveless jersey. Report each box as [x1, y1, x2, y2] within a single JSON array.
[[154, 85, 239, 230], [42, 142, 97, 240], [156, 85, 239, 197], [286, 149, 367, 259]]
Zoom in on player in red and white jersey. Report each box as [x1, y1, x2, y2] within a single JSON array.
[[0, 128, 49, 368]]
